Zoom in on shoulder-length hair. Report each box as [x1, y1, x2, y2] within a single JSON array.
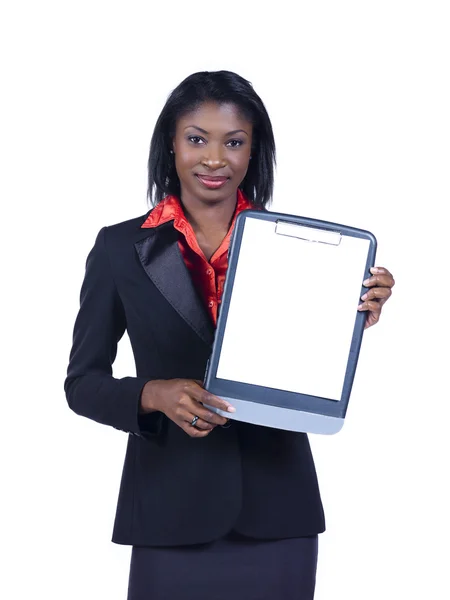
[[147, 70, 276, 208]]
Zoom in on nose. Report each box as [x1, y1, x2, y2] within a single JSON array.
[[201, 144, 227, 170]]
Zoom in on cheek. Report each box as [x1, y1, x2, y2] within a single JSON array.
[[175, 147, 197, 174], [230, 153, 251, 176], [176, 144, 198, 169]]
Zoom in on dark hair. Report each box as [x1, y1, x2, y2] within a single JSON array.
[[147, 70, 276, 207]]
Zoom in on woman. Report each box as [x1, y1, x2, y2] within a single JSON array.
[[65, 70, 394, 599]]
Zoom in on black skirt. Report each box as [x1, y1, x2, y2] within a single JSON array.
[[127, 531, 318, 600]]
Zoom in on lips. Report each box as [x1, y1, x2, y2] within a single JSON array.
[[195, 174, 229, 190]]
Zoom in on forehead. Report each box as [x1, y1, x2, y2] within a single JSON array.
[[176, 102, 252, 132]]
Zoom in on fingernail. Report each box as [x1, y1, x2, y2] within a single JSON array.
[[227, 406, 236, 413], [363, 279, 370, 286], [370, 267, 381, 274], [361, 293, 368, 300], [357, 304, 364, 310]]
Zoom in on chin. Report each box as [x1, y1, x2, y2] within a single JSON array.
[[190, 182, 238, 204], [199, 189, 230, 200]]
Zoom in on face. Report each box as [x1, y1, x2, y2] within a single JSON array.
[[172, 102, 253, 205]]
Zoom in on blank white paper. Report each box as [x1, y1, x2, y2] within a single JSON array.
[[216, 217, 370, 401]]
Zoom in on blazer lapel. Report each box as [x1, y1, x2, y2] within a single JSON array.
[[134, 222, 215, 347]]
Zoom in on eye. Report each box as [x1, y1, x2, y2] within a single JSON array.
[[187, 135, 205, 145], [226, 139, 244, 148]]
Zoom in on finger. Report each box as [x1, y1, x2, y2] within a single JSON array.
[[183, 423, 211, 438], [186, 382, 236, 414], [357, 300, 382, 314], [361, 287, 392, 302], [363, 274, 395, 289], [176, 407, 214, 430], [181, 398, 228, 427], [378, 297, 389, 308], [195, 404, 228, 426], [370, 266, 394, 280], [188, 417, 214, 431], [177, 398, 227, 428]]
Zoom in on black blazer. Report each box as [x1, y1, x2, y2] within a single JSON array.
[[64, 212, 326, 546]]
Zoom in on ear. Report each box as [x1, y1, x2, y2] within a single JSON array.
[[171, 138, 176, 154]]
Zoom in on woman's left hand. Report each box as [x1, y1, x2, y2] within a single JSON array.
[[358, 266, 395, 329]]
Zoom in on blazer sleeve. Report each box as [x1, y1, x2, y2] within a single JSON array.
[[64, 226, 163, 438]]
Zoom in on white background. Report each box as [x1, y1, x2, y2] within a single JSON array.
[[1, 1, 449, 598]]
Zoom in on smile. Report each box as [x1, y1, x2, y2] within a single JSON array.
[[195, 174, 229, 190]]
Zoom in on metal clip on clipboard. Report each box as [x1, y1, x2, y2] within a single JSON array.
[[275, 220, 342, 246]]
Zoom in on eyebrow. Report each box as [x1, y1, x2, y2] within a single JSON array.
[[184, 125, 249, 137]]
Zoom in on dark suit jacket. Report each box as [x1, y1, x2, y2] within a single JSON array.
[[64, 212, 326, 546]]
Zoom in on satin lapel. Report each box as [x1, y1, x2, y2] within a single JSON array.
[[134, 222, 214, 347]]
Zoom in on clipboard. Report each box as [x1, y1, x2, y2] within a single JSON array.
[[204, 210, 377, 435]]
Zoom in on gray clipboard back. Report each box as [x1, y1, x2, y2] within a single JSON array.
[[204, 209, 377, 435]]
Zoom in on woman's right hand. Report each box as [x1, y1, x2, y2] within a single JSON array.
[[140, 379, 235, 438]]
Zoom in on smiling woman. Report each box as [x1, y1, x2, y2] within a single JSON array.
[[64, 70, 394, 600]]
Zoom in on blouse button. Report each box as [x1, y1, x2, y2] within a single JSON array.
[[208, 300, 214, 308], [206, 269, 212, 276]]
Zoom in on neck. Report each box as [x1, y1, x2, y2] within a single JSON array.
[[180, 191, 238, 236]]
